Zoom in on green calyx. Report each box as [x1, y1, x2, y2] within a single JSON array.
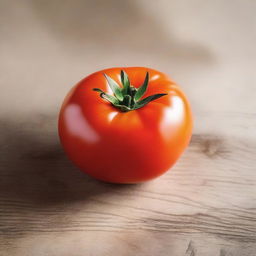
[[93, 70, 167, 112]]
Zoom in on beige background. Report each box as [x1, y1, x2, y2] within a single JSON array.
[[0, 0, 256, 255]]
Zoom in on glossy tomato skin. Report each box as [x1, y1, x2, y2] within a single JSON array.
[[58, 67, 192, 183]]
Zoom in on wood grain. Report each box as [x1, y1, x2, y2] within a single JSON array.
[[0, 112, 255, 255]]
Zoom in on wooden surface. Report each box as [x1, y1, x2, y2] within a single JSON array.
[[1, 0, 256, 255]]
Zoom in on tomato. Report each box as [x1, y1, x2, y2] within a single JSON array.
[[58, 67, 193, 183]]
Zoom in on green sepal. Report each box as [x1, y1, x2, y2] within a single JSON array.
[[120, 70, 130, 95], [134, 93, 167, 110], [134, 72, 149, 101], [93, 88, 119, 105], [114, 104, 131, 112], [93, 71, 168, 112], [129, 86, 137, 98], [122, 95, 132, 108], [103, 74, 124, 101]]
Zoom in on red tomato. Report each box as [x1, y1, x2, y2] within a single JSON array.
[[58, 67, 193, 183]]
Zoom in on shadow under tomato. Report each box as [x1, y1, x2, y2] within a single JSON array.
[[0, 114, 139, 207]]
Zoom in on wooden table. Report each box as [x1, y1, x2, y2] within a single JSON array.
[[1, 1, 255, 255]]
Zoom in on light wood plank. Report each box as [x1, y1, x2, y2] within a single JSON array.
[[0, 112, 255, 255]]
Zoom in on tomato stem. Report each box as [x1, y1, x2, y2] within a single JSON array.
[[93, 70, 167, 112]]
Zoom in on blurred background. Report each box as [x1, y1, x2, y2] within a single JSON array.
[[0, 0, 255, 121]]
